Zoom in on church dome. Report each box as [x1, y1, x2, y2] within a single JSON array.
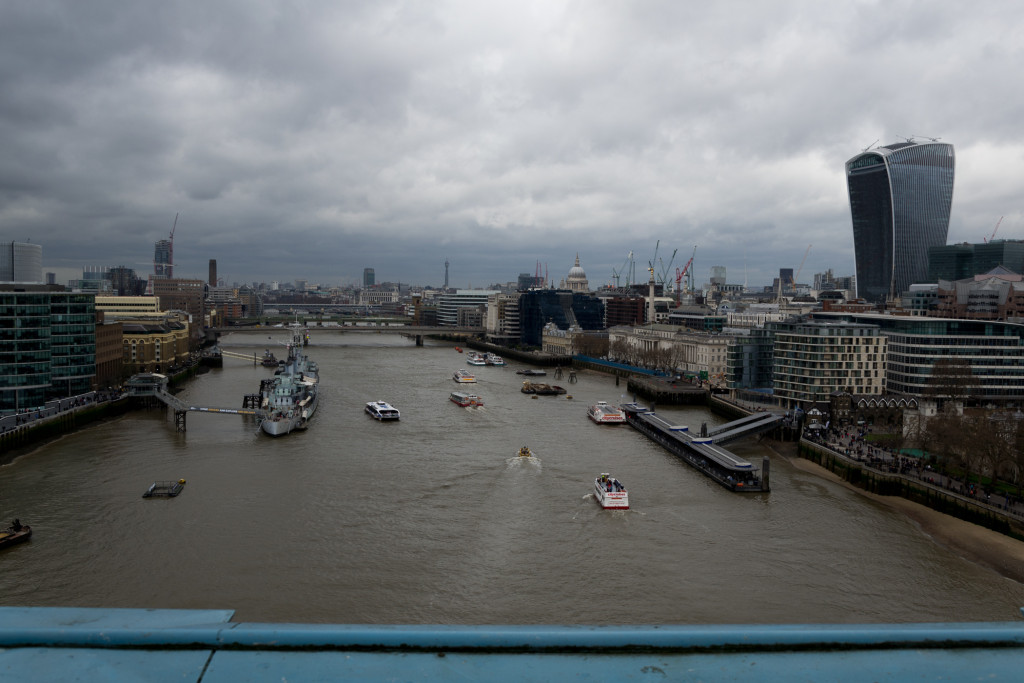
[[565, 254, 589, 292], [567, 255, 587, 280]]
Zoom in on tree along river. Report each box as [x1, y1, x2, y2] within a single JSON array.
[[3, 333, 1024, 625]]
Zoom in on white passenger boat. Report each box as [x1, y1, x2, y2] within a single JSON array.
[[485, 353, 506, 366], [595, 473, 628, 510], [365, 400, 400, 420], [587, 401, 626, 424], [453, 369, 477, 383], [466, 352, 487, 366], [449, 391, 483, 407]]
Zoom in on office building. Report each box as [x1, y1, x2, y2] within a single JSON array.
[[363, 268, 375, 288], [154, 239, 173, 279], [846, 140, 955, 303], [0, 288, 96, 411], [928, 240, 1024, 282], [0, 242, 43, 284]]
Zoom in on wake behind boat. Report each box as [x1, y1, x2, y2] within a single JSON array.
[[365, 401, 400, 420], [588, 401, 626, 424], [259, 324, 319, 436], [595, 473, 628, 510]]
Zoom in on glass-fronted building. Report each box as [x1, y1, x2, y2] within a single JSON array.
[[812, 312, 1024, 402], [929, 240, 1024, 282], [0, 291, 96, 411], [518, 290, 605, 348], [846, 141, 955, 303]]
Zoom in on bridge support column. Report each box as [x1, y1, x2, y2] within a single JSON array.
[[415, 335, 423, 347], [174, 410, 187, 432]]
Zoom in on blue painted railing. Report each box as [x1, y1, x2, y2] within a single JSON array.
[[2, 607, 1023, 682]]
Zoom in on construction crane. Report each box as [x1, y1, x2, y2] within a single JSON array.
[[612, 251, 634, 289], [657, 248, 678, 291], [793, 244, 812, 288], [674, 246, 697, 299], [984, 216, 1003, 243]]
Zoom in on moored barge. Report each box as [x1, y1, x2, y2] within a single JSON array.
[[621, 403, 768, 492]]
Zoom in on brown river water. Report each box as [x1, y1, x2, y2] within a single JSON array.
[[2, 332, 1023, 624]]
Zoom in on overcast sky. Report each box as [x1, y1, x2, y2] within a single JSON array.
[[3, 1, 1023, 291]]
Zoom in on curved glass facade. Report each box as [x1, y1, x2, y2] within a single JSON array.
[[846, 142, 955, 303]]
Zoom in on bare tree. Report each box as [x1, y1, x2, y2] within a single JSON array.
[[926, 357, 978, 405]]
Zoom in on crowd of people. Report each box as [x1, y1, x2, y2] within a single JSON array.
[[803, 423, 1024, 518]]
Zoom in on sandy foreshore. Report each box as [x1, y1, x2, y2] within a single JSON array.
[[773, 442, 1024, 586]]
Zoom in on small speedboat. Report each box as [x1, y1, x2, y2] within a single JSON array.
[[365, 400, 400, 420], [588, 401, 626, 424], [595, 473, 628, 510], [453, 369, 477, 383], [517, 446, 533, 458], [0, 522, 31, 550]]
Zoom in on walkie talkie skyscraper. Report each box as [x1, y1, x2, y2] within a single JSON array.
[[846, 140, 954, 303]]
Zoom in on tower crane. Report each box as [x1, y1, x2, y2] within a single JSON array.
[[984, 216, 1003, 243], [674, 246, 697, 299], [612, 251, 634, 289], [793, 244, 812, 288]]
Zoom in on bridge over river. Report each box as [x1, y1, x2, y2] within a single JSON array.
[[209, 324, 484, 345]]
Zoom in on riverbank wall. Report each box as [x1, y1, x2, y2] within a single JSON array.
[[796, 438, 1024, 542], [0, 397, 134, 465], [0, 364, 200, 465]]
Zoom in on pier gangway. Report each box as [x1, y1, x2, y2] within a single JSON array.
[[622, 403, 770, 492], [124, 373, 264, 431], [704, 411, 784, 445]]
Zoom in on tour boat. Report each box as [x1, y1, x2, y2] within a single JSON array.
[[466, 352, 487, 366], [587, 401, 626, 424], [453, 369, 477, 383], [485, 353, 506, 366], [595, 473, 629, 510], [450, 391, 483, 407], [365, 400, 400, 420]]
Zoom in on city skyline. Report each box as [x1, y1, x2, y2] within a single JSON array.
[[3, 2, 1024, 289]]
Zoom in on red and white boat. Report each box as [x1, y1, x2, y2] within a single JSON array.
[[587, 401, 626, 424], [595, 473, 628, 510], [450, 391, 483, 407]]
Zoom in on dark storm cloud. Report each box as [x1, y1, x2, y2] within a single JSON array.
[[3, 0, 1023, 288]]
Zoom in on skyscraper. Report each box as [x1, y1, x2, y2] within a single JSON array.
[[154, 239, 173, 279], [846, 140, 955, 303], [363, 268, 375, 287]]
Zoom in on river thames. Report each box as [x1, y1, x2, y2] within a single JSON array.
[[3, 332, 1024, 624]]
